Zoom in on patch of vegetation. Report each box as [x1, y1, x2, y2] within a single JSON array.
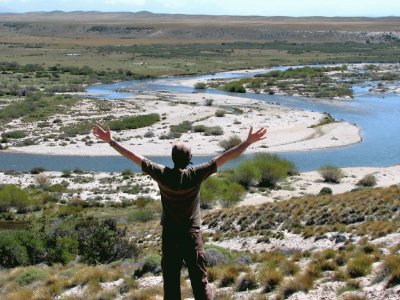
[[218, 135, 242, 151], [318, 164, 345, 183]]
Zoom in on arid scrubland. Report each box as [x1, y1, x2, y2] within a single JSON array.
[[0, 12, 400, 300]]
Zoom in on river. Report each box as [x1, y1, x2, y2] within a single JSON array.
[[1, 67, 399, 172]]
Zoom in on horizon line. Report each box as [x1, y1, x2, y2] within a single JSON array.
[[0, 10, 399, 18]]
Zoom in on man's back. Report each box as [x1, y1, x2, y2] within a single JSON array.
[[142, 159, 217, 230]]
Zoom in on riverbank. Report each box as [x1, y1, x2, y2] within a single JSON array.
[[2, 164, 398, 206], [2, 91, 361, 157]]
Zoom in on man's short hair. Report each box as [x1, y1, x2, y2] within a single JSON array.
[[172, 141, 192, 167]]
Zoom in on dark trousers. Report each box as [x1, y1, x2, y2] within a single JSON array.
[[161, 227, 213, 300]]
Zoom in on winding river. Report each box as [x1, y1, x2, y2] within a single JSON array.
[[1, 67, 400, 172]]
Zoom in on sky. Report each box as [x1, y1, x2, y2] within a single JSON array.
[[0, 0, 399, 17]]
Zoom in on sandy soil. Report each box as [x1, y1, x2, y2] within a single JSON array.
[[3, 91, 361, 156], [240, 164, 400, 206]]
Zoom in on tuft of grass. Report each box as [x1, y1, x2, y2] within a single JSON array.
[[377, 255, 400, 287], [235, 271, 258, 292], [318, 165, 344, 183], [16, 268, 49, 286], [357, 174, 377, 187], [258, 268, 283, 293], [218, 135, 242, 152], [346, 255, 373, 278]]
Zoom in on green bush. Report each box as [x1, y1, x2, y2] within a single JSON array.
[[319, 187, 333, 195], [235, 272, 258, 291], [200, 176, 222, 208], [201, 176, 245, 208], [192, 124, 207, 132], [30, 167, 46, 174], [218, 135, 242, 151], [234, 161, 261, 188], [254, 153, 294, 187], [0, 230, 46, 268], [0, 184, 31, 212], [194, 82, 207, 89], [357, 174, 377, 187], [318, 165, 344, 183], [170, 120, 192, 135], [203, 126, 223, 136], [223, 82, 246, 93], [215, 109, 226, 117], [77, 219, 137, 265], [1, 130, 27, 139], [219, 182, 246, 208], [128, 209, 156, 223], [134, 254, 162, 278], [108, 113, 160, 131], [47, 235, 79, 265], [346, 255, 373, 278], [16, 268, 49, 285]]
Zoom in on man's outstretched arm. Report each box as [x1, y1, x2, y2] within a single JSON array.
[[214, 127, 267, 168], [92, 124, 144, 167]]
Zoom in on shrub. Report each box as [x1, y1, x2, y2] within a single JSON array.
[[346, 255, 373, 278], [357, 174, 377, 187], [0, 230, 46, 268], [219, 265, 240, 287], [200, 176, 221, 208], [215, 109, 226, 117], [258, 268, 283, 293], [77, 219, 137, 264], [0, 184, 31, 212], [223, 82, 246, 93], [194, 82, 207, 89], [218, 135, 242, 152], [16, 268, 49, 285], [318, 165, 344, 183], [204, 247, 230, 266], [144, 130, 155, 138], [319, 187, 333, 195], [235, 272, 258, 291], [61, 169, 72, 178], [108, 113, 160, 131], [192, 124, 207, 132], [204, 98, 213, 106], [203, 126, 223, 136], [30, 167, 46, 174], [380, 255, 400, 287], [35, 173, 50, 187], [134, 254, 162, 278], [279, 273, 313, 298], [219, 182, 246, 208], [122, 168, 134, 178], [254, 153, 295, 187], [1, 130, 27, 139], [234, 161, 261, 188], [47, 234, 79, 265], [128, 209, 155, 223]]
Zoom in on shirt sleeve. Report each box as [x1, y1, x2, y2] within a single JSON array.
[[141, 159, 165, 182], [191, 159, 217, 183]]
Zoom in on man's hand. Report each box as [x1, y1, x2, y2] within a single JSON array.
[[246, 127, 267, 145], [92, 123, 112, 143], [215, 127, 267, 168]]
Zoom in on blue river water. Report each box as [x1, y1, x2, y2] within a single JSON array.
[[1, 67, 399, 172]]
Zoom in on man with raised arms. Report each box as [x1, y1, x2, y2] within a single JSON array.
[[93, 124, 267, 300]]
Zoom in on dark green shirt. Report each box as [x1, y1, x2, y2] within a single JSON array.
[[142, 159, 217, 231]]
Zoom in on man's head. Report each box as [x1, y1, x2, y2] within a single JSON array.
[[171, 141, 192, 168]]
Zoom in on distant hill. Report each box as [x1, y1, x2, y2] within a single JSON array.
[[0, 11, 399, 43]]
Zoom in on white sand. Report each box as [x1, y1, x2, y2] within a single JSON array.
[[3, 91, 361, 156], [240, 165, 400, 206]]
